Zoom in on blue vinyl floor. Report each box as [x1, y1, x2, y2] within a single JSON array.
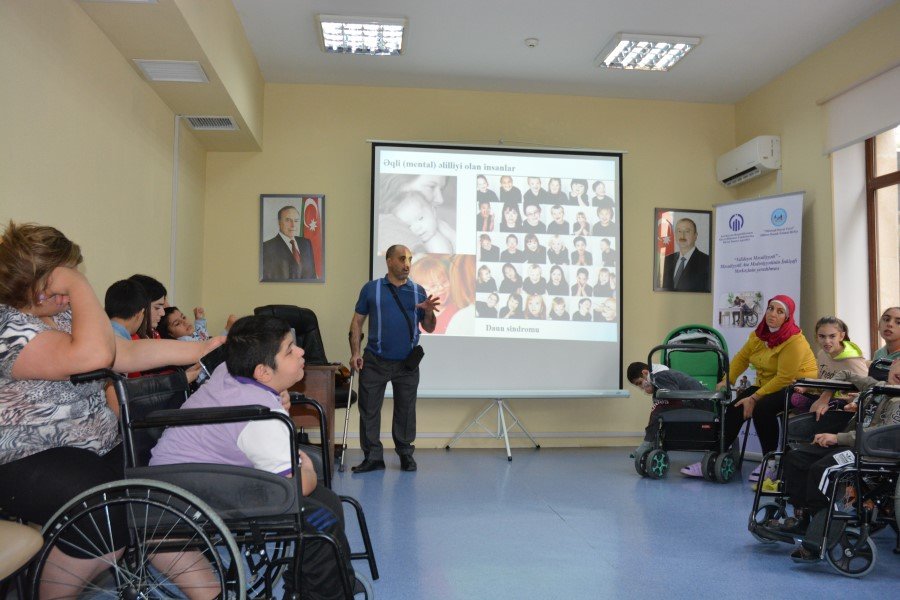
[[334, 447, 899, 600]]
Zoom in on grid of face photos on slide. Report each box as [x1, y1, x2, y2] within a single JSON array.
[[474, 174, 618, 323]]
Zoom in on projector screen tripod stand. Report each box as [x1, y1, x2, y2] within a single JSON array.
[[445, 398, 540, 461]]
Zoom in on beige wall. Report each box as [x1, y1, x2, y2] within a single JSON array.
[[0, 0, 206, 308], [175, 0, 265, 147], [203, 85, 735, 446], [734, 1, 900, 334]]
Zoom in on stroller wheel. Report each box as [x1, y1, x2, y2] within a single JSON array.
[[714, 453, 736, 483], [634, 449, 650, 477], [749, 503, 786, 544], [701, 451, 717, 482], [825, 527, 878, 577], [645, 450, 669, 479]]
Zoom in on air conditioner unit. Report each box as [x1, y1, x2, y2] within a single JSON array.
[[716, 135, 781, 187]]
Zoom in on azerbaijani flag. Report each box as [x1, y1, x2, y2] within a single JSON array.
[[657, 213, 674, 256], [303, 197, 323, 278], [657, 213, 674, 288]]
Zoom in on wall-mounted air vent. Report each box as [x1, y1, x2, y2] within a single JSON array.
[[134, 60, 208, 83], [185, 116, 239, 131]]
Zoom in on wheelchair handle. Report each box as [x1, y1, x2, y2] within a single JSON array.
[[646, 342, 731, 391], [133, 405, 272, 429], [790, 378, 856, 393], [70, 369, 122, 385], [288, 391, 311, 405]]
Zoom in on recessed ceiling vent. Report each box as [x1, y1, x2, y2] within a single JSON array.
[[184, 116, 239, 131]]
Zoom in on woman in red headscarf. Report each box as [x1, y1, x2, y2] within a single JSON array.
[[680, 295, 818, 479]]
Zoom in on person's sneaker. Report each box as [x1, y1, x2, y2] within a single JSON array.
[[748, 463, 777, 483], [679, 462, 704, 478], [747, 464, 763, 482], [751, 477, 781, 492], [778, 515, 809, 535], [790, 543, 820, 563]]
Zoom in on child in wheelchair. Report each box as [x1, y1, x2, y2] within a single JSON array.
[[150, 314, 358, 599], [789, 316, 867, 413], [626, 361, 708, 461], [772, 359, 900, 562]]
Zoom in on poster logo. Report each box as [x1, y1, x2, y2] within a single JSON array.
[[771, 208, 788, 227], [728, 214, 744, 232]]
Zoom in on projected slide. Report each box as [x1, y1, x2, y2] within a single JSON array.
[[371, 144, 622, 393]]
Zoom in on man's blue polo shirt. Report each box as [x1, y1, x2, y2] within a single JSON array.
[[354, 276, 425, 361]]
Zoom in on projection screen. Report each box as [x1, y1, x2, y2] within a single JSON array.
[[369, 143, 622, 395]]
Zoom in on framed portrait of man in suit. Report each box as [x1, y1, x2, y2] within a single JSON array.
[[653, 208, 711, 293], [260, 194, 325, 283]]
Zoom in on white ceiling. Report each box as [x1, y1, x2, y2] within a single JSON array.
[[231, 0, 895, 104]]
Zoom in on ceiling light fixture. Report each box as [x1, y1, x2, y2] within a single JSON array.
[[316, 15, 408, 56], [595, 33, 700, 72]]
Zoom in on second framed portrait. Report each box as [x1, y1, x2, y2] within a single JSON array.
[[259, 194, 325, 283], [653, 208, 711, 293]]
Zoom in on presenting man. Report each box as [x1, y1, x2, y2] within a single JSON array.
[[262, 205, 318, 281], [661, 217, 710, 292], [349, 245, 438, 473]]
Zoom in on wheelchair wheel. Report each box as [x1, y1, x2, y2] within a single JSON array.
[[31, 479, 246, 599], [701, 451, 717, 482], [714, 454, 736, 483], [634, 449, 649, 477], [749, 503, 785, 544], [825, 527, 878, 577], [744, 313, 758, 327], [645, 450, 669, 479]]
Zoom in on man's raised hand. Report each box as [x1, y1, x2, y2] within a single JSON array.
[[417, 294, 441, 315]]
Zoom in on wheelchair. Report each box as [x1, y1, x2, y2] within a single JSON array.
[[28, 368, 379, 599], [747, 376, 900, 577], [634, 333, 744, 483]]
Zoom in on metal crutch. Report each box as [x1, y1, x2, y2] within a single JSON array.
[[338, 369, 355, 472]]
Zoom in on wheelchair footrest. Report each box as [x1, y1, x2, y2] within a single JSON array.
[[751, 523, 799, 545]]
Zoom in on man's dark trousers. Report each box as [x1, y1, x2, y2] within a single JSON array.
[[358, 350, 419, 461]]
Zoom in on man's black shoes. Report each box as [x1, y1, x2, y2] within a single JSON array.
[[351, 459, 385, 473], [350, 456, 416, 472]]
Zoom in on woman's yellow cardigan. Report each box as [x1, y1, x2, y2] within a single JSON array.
[[729, 332, 818, 397]]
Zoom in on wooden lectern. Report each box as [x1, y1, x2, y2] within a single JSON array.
[[288, 364, 340, 472]]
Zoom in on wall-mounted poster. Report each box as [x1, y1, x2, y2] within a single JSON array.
[[653, 208, 711, 293], [259, 194, 325, 283]]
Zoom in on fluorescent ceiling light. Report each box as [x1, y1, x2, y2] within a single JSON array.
[[316, 15, 407, 56], [80, 1, 158, 4], [133, 60, 208, 83], [595, 33, 700, 72]]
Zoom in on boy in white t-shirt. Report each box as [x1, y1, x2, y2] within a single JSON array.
[[151, 315, 355, 599]]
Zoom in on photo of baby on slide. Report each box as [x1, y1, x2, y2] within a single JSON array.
[[377, 174, 458, 255]]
